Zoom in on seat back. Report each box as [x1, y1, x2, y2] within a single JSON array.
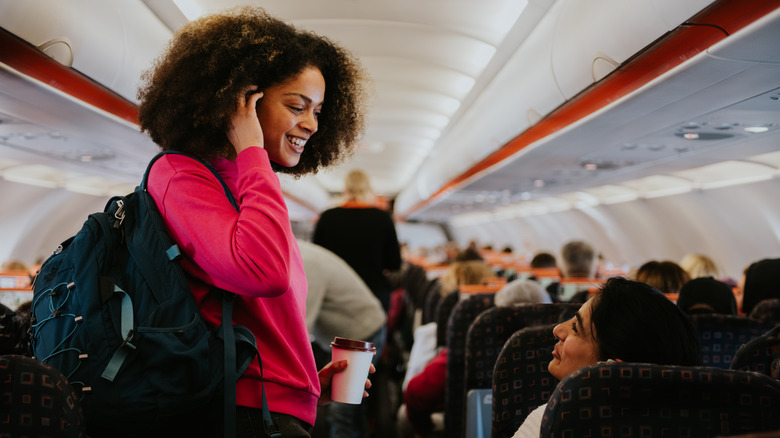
[[434, 290, 459, 348], [540, 362, 780, 438], [688, 313, 775, 368], [444, 293, 495, 438], [465, 303, 578, 395], [422, 279, 442, 325], [0, 354, 85, 437], [491, 324, 559, 438], [731, 325, 780, 379], [749, 298, 780, 325]]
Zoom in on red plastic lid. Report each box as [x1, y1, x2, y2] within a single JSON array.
[[330, 337, 376, 352]]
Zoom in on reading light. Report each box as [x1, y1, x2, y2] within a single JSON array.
[[744, 126, 770, 133]]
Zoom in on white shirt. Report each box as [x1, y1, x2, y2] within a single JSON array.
[[511, 403, 546, 438]]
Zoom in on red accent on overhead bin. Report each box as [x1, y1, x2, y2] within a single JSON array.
[[402, 0, 780, 219], [0, 27, 139, 125]]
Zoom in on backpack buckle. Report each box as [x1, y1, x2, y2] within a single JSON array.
[[113, 200, 126, 228], [120, 329, 137, 351]]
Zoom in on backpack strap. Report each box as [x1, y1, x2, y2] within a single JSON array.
[[140, 150, 238, 209], [144, 150, 279, 438]]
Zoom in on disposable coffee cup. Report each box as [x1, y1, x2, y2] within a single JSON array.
[[330, 337, 376, 404]]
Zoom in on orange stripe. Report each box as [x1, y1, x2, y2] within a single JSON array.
[[0, 27, 139, 124], [401, 0, 780, 219]]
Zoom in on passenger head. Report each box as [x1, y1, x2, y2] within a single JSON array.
[[530, 251, 557, 269], [634, 260, 690, 294], [560, 241, 595, 278], [679, 253, 721, 279], [343, 169, 374, 203], [740, 258, 780, 315], [548, 277, 701, 380], [494, 279, 551, 307], [451, 261, 493, 288], [440, 250, 493, 295], [455, 247, 483, 262], [676, 277, 737, 315], [138, 7, 367, 175]]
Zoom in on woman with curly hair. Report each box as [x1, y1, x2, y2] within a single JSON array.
[[138, 7, 368, 437]]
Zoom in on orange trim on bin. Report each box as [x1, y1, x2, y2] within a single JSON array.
[[400, 0, 780, 218]]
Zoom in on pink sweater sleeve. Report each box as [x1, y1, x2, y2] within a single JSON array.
[[148, 147, 296, 297]]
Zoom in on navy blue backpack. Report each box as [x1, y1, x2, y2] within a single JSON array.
[[30, 151, 279, 438]]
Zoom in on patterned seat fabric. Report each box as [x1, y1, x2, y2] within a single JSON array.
[[422, 279, 442, 325], [491, 324, 559, 438], [688, 313, 776, 368], [467, 303, 579, 395], [540, 362, 780, 438], [444, 293, 495, 438], [434, 290, 459, 348], [749, 298, 780, 325], [0, 354, 85, 437], [732, 325, 780, 379]]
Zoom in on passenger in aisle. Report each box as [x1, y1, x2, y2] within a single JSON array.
[[512, 277, 700, 438], [298, 239, 387, 438], [138, 6, 368, 436], [312, 169, 402, 314]]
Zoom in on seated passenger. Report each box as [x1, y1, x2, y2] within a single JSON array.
[[546, 240, 597, 303], [401, 250, 493, 437], [512, 277, 701, 438], [494, 278, 552, 307], [634, 260, 690, 294], [739, 258, 780, 315], [676, 277, 737, 315]]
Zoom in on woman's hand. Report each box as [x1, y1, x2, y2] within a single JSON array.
[[317, 360, 376, 406], [226, 85, 264, 157]]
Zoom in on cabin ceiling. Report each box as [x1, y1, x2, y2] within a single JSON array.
[[1, 0, 779, 224]]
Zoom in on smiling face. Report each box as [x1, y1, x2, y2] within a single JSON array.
[[548, 299, 600, 380], [255, 66, 325, 167]]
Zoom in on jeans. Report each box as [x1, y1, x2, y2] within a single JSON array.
[[328, 324, 386, 438]]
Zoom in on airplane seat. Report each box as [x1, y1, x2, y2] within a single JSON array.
[[444, 293, 495, 438], [490, 324, 558, 438], [749, 298, 780, 326], [539, 362, 780, 438], [687, 314, 776, 369], [0, 354, 85, 437], [422, 279, 443, 325], [434, 290, 459, 348], [465, 303, 579, 396], [731, 325, 780, 380]]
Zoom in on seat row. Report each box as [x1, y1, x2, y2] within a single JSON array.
[[429, 289, 780, 438]]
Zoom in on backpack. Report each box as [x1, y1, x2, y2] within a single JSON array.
[[29, 151, 279, 438]]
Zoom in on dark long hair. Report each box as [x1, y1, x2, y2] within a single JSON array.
[[589, 277, 701, 366]]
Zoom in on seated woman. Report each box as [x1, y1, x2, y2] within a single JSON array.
[[634, 260, 690, 294], [676, 277, 737, 315], [512, 276, 701, 438]]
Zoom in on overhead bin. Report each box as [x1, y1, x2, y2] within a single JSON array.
[[395, 0, 565, 215], [550, 0, 714, 99], [0, 0, 172, 103]]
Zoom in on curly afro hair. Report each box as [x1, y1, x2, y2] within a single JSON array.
[[138, 7, 367, 176]]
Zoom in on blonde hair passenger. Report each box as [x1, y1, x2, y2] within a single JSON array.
[[680, 253, 722, 279], [343, 169, 376, 204]]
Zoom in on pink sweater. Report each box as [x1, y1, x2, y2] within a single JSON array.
[[147, 147, 319, 425]]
